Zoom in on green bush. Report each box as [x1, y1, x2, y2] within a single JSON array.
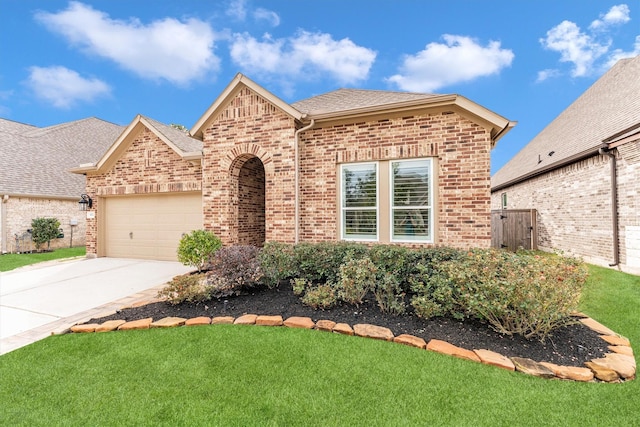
[[372, 273, 406, 315], [207, 246, 262, 298], [293, 242, 369, 283], [31, 217, 60, 251], [157, 273, 210, 305], [291, 278, 309, 296], [337, 257, 376, 306], [258, 242, 296, 287], [411, 249, 588, 341], [301, 283, 337, 309], [177, 230, 222, 272]]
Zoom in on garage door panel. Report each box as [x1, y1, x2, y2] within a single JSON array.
[[104, 193, 202, 261]]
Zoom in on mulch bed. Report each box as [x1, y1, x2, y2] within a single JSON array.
[[87, 283, 608, 367]]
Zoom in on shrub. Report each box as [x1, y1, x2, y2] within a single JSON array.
[[411, 249, 588, 341], [337, 257, 376, 306], [177, 230, 222, 272], [369, 245, 412, 292], [291, 278, 309, 296], [207, 246, 262, 298], [301, 283, 337, 310], [157, 273, 210, 305], [31, 217, 60, 251], [293, 242, 369, 283], [258, 242, 296, 288], [372, 273, 406, 315]]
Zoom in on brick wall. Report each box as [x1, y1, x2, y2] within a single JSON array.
[[236, 156, 266, 246], [491, 143, 640, 274], [85, 126, 202, 256]]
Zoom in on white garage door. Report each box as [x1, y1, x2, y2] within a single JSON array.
[[104, 193, 202, 261]]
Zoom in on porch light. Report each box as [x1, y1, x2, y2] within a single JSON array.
[[78, 194, 93, 211]]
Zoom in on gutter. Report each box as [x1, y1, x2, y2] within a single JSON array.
[[599, 147, 619, 267], [293, 118, 316, 244]]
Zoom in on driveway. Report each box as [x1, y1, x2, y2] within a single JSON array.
[[0, 257, 192, 355]]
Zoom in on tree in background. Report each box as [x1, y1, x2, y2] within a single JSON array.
[[31, 217, 60, 251]]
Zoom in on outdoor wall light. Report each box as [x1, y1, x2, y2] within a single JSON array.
[[78, 194, 93, 211]]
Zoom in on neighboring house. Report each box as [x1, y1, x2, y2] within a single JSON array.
[[72, 74, 514, 261], [0, 117, 124, 253], [491, 55, 640, 275]]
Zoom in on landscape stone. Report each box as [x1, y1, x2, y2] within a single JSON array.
[[474, 349, 515, 371], [427, 339, 481, 363], [579, 318, 617, 336], [315, 319, 337, 332], [185, 317, 212, 326], [332, 323, 354, 336], [354, 324, 394, 341], [212, 316, 235, 324], [600, 335, 631, 346], [96, 319, 126, 332], [284, 316, 315, 329], [70, 323, 99, 333], [256, 315, 283, 326], [150, 317, 186, 328], [608, 345, 633, 356], [393, 334, 427, 349], [585, 362, 620, 382], [511, 357, 556, 378], [540, 362, 594, 382], [234, 314, 257, 325], [589, 353, 636, 379], [118, 318, 152, 331]]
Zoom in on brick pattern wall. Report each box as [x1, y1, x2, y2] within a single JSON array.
[[491, 145, 640, 274], [202, 87, 297, 245], [1, 197, 85, 253], [236, 156, 266, 246], [299, 111, 493, 248], [84, 126, 202, 256]]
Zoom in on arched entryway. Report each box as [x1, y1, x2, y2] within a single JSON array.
[[231, 155, 266, 246]]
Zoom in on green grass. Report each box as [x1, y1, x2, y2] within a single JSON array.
[[0, 246, 85, 272], [0, 264, 638, 426]]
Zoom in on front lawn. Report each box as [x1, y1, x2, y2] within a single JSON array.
[[0, 264, 637, 426], [0, 247, 86, 272]]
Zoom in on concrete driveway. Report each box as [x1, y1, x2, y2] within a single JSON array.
[[0, 257, 192, 355]]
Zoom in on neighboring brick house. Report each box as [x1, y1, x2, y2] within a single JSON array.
[[74, 74, 514, 261], [0, 117, 124, 253], [491, 55, 640, 275]]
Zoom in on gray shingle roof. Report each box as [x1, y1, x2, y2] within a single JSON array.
[[292, 88, 442, 115], [0, 117, 124, 197], [492, 55, 640, 189], [141, 116, 203, 153]]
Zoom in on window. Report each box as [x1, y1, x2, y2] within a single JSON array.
[[339, 158, 434, 243], [391, 159, 432, 242], [340, 163, 378, 240], [501, 192, 508, 209]]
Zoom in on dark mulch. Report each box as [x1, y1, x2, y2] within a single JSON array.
[[87, 284, 608, 367]]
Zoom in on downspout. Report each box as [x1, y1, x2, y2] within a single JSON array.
[[1, 195, 7, 253], [598, 147, 619, 267], [294, 118, 316, 244]]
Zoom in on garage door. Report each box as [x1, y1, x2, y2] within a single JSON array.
[[104, 193, 202, 261]]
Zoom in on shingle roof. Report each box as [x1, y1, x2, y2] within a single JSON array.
[[292, 88, 442, 115], [0, 117, 124, 197], [142, 116, 202, 153], [492, 55, 640, 189]]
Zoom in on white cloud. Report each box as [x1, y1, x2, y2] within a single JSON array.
[[226, 0, 247, 21], [253, 8, 280, 27], [536, 68, 562, 82], [590, 4, 631, 30], [230, 31, 376, 85], [35, 1, 219, 85], [605, 35, 640, 68], [387, 35, 514, 92], [27, 66, 111, 108]]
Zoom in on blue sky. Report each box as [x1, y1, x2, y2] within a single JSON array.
[[1, 1, 638, 174]]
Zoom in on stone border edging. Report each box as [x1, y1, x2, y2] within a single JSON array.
[[68, 309, 635, 383]]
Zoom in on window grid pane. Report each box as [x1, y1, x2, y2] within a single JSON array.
[[342, 163, 377, 240], [391, 160, 431, 241]]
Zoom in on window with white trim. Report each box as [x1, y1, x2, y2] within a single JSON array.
[[340, 163, 378, 240], [391, 159, 432, 242], [339, 158, 434, 243]]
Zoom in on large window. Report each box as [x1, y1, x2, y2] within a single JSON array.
[[391, 159, 432, 242], [339, 158, 433, 243], [340, 163, 378, 240]]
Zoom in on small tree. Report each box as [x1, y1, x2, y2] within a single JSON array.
[[177, 230, 222, 272], [31, 217, 60, 251]]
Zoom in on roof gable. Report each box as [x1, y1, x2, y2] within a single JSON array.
[[492, 55, 640, 190], [190, 73, 304, 139]]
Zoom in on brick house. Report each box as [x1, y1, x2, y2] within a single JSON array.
[[491, 55, 640, 275], [73, 74, 514, 261], [0, 117, 123, 253]]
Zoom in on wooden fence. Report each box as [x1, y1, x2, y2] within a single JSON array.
[[491, 209, 538, 251]]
